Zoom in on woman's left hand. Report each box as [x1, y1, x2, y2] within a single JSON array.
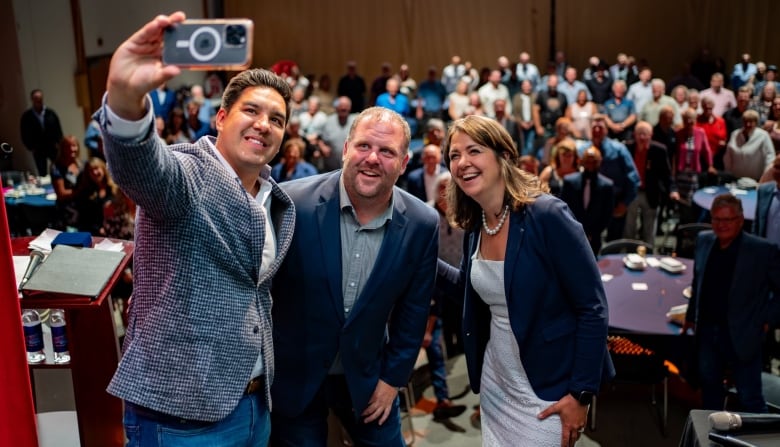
[[538, 394, 589, 447]]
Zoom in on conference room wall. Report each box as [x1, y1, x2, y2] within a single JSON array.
[[1, 0, 205, 175], [229, 0, 779, 91]]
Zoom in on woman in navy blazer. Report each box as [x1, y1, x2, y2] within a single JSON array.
[[439, 116, 613, 446]]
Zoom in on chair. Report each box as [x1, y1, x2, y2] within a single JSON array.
[[591, 336, 669, 434], [598, 239, 653, 257], [673, 223, 712, 259]]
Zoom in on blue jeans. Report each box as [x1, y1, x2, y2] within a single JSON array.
[[271, 375, 405, 447], [697, 325, 767, 413], [124, 393, 270, 447], [425, 317, 449, 402]]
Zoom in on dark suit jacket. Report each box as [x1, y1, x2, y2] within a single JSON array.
[[560, 172, 614, 247], [439, 195, 614, 400], [271, 171, 439, 418], [686, 231, 780, 361], [626, 141, 673, 208], [754, 182, 778, 237], [20, 107, 63, 159], [405, 167, 428, 202]]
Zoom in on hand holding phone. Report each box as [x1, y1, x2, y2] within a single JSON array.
[[163, 19, 254, 70]]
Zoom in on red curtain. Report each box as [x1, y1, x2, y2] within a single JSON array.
[[0, 178, 39, 446]]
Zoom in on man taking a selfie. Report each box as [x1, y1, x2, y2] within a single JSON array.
[[97, 12, 294, 446]]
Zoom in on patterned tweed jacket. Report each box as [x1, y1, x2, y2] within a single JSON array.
[[99, 110, 295, 422]]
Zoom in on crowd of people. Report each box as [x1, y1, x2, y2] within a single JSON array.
[[12, 10, 780, 447]]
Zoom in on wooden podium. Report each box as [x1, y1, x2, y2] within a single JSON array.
[[13, 236, 133, 447]]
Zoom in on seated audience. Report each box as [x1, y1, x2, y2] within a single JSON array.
[[539, 139, 579, 197], [163, 107, 190, 145], [271, 138, 318, 183], [50, 135, 83, 230], [75, 157, 115, 235]]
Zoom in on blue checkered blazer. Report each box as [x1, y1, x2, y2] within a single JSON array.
[[99, 111, 295, 422]]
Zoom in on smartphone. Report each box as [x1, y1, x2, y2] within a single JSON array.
[[163, 19, 254, 70]]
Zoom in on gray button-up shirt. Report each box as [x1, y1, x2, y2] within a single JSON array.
[[329, 175, 394, 374]]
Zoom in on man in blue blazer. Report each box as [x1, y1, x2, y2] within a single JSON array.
[[561, 146, 615, 255], [150, 82, 176, 120], [754, 154, 780, 246], [271, 107, 440, 446], [684, 193, 780, 412]]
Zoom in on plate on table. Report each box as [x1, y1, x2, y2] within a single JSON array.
[[659, 257, 686, 274], [623, 253, 647, 271]]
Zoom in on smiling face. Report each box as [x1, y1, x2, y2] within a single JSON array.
[[214, 86, 287, 181], [447, 131, 505, 206], [711, 203, 744, 247], [342, 113, 409, 206]]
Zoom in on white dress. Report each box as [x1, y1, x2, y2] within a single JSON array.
[[471, 247, 561, 446]]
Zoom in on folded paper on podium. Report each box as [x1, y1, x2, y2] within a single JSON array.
[[20, 245, 126, 300]]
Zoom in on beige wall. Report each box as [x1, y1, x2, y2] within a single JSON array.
[[228, 0, 551, 85], [227, 0, 780, 88]]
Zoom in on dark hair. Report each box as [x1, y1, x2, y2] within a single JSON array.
[[221, 69, 293, 122], [443, 115, 546, 230], [711, 193, 743, 215]]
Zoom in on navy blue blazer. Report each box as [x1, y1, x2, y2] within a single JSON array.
[[686, 231, 780, 361], [560, 172, 614, 244], [405, 167, 427, 202], [754, 182, 777, 238], [440, 194, 614, 401], [150, 88, 176, 119], [271, 171, 440, 418]]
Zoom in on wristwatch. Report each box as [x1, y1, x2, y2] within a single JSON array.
[[569, 390, 594, 406]]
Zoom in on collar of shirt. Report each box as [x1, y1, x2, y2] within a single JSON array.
[[206, 138, 272, 202], [34, 106, 47, 122], [338, 174, 394, 228]]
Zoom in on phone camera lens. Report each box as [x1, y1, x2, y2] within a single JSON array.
[[225, 25, 246, 46]]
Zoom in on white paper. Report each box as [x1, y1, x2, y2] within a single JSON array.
[[631, 282, 649, 291], [27, 228, 62, 254], [13, 256, 29, 292], [94, 239, 124, 252], [600, 274, 613, 282], [702, 187, 718, 194]]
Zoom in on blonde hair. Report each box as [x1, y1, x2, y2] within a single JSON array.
[[443, 115, 547, 230]]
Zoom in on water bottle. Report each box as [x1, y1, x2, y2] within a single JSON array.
[[22, 309, 45, 364], [50, 309, 71, 364]]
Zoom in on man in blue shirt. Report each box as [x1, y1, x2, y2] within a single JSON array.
[[579, 115, 641, 242]]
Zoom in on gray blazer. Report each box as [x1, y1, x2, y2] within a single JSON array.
[[99, 109, 295, 422]]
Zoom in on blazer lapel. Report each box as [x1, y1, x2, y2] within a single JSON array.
[[316, 180, 346, 324], [504, 208, 525, 298]]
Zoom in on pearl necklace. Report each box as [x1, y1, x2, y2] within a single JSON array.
[[481, 205, 509, 236]]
